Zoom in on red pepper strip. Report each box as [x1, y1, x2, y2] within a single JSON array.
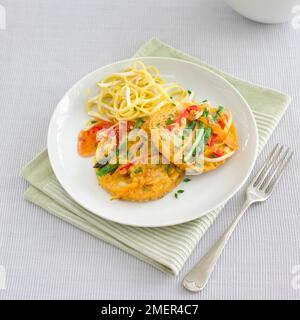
[[209, 134, 217, 147], [186, 105, 199, 112], [166, 124, 177, 131], [218, 119, 225, 129], [176, 105, 199, 124], [176, 110, 189, 124], [78, 121, 114, 157], [214, 149, 224, 157], [119, 163, 133, 175]]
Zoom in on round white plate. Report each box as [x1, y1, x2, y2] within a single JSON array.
[[48, 57, 258, 227]]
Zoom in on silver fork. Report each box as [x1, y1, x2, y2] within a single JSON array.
[[183, 144, 293, 292]]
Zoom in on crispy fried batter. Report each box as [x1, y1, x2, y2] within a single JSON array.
[[149, 105, 238, 173], [98, 162, 183, 201]]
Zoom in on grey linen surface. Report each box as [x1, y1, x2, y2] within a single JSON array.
[[0, 0, 299, 299]]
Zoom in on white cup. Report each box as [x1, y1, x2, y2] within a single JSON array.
[[224, 0, 300, 24]]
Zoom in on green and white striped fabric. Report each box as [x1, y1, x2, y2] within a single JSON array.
[[21, 38, 290, 275]]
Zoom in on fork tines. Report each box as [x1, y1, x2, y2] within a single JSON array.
[[251, 144, 293, 194]]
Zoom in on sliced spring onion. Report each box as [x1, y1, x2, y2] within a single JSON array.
[[184, 128, 204, 162], [93, 161, 107, 169], [165, 164, 171, 174], [96, 164, 119, 177], [134, 167, 143, 174], [212, 113, 219, 122], [218, 105, 225, 113], [204, 127, 212, 144], [186, 120, 197, 130], [202, 109, 209, 118], [166, 117, 174, 125], [134, 118, 144, 129]]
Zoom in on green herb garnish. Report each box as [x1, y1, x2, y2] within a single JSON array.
[[166, 117, 174, 125], [96, 164, 119, 177], [218, 105, 225, 113], [186, 120, 197, 130], [91, 120, 97, 124], [93, 160, 107, 168], [175, 189, 184, 198], [187, 90, 192, 95], [134, 106, 137, 112], [184, 178, 191, 182], [212, 113, 219, 122], [202, 99, 208, 103], [202, 109, 209, 118], [134, 118, 144, 129], [204, 127, 212, 144], [134, 167, 143, 174], [184, 128, 204, 162], [165, 164, 171, 174]]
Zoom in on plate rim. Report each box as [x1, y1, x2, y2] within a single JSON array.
[[47, 56, 258, 227]]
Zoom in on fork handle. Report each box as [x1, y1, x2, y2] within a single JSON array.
[[183, 198, 253, 292]]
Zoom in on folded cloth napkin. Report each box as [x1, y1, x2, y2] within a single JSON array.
[[21, 38, 290, 275]]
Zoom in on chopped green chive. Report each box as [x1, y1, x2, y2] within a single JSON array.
[[134, 106, 137, 112], [186, 120, 196, 130], [212, 113, 219, 122], [97, 164, 119, 177], [187, 90, 192, 95], [134, 118, 144, 129], [165, 164, 171, 174], [134, 167, 143, 174], [202, 109, 209, 118], [184, 178, 191, 182], [175, 189, 184, 198], [204, 127, 212, 144], [166, 117, 174, 125], [202, 99, 208, 103], [91, 120, 97, 124], [218, 105, 225, 113]]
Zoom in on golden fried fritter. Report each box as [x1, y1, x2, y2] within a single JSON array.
[[97, 162, 183, 201]]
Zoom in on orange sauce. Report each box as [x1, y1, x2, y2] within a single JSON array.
[[77, 121, 113, 157]]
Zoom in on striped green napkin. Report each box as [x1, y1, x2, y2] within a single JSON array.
[[21, 38, 290, 275]]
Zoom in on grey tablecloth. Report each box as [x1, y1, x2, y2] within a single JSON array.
[[0, 0, 299, 300]]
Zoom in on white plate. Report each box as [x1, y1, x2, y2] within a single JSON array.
[[48, 57, 258, 227]]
